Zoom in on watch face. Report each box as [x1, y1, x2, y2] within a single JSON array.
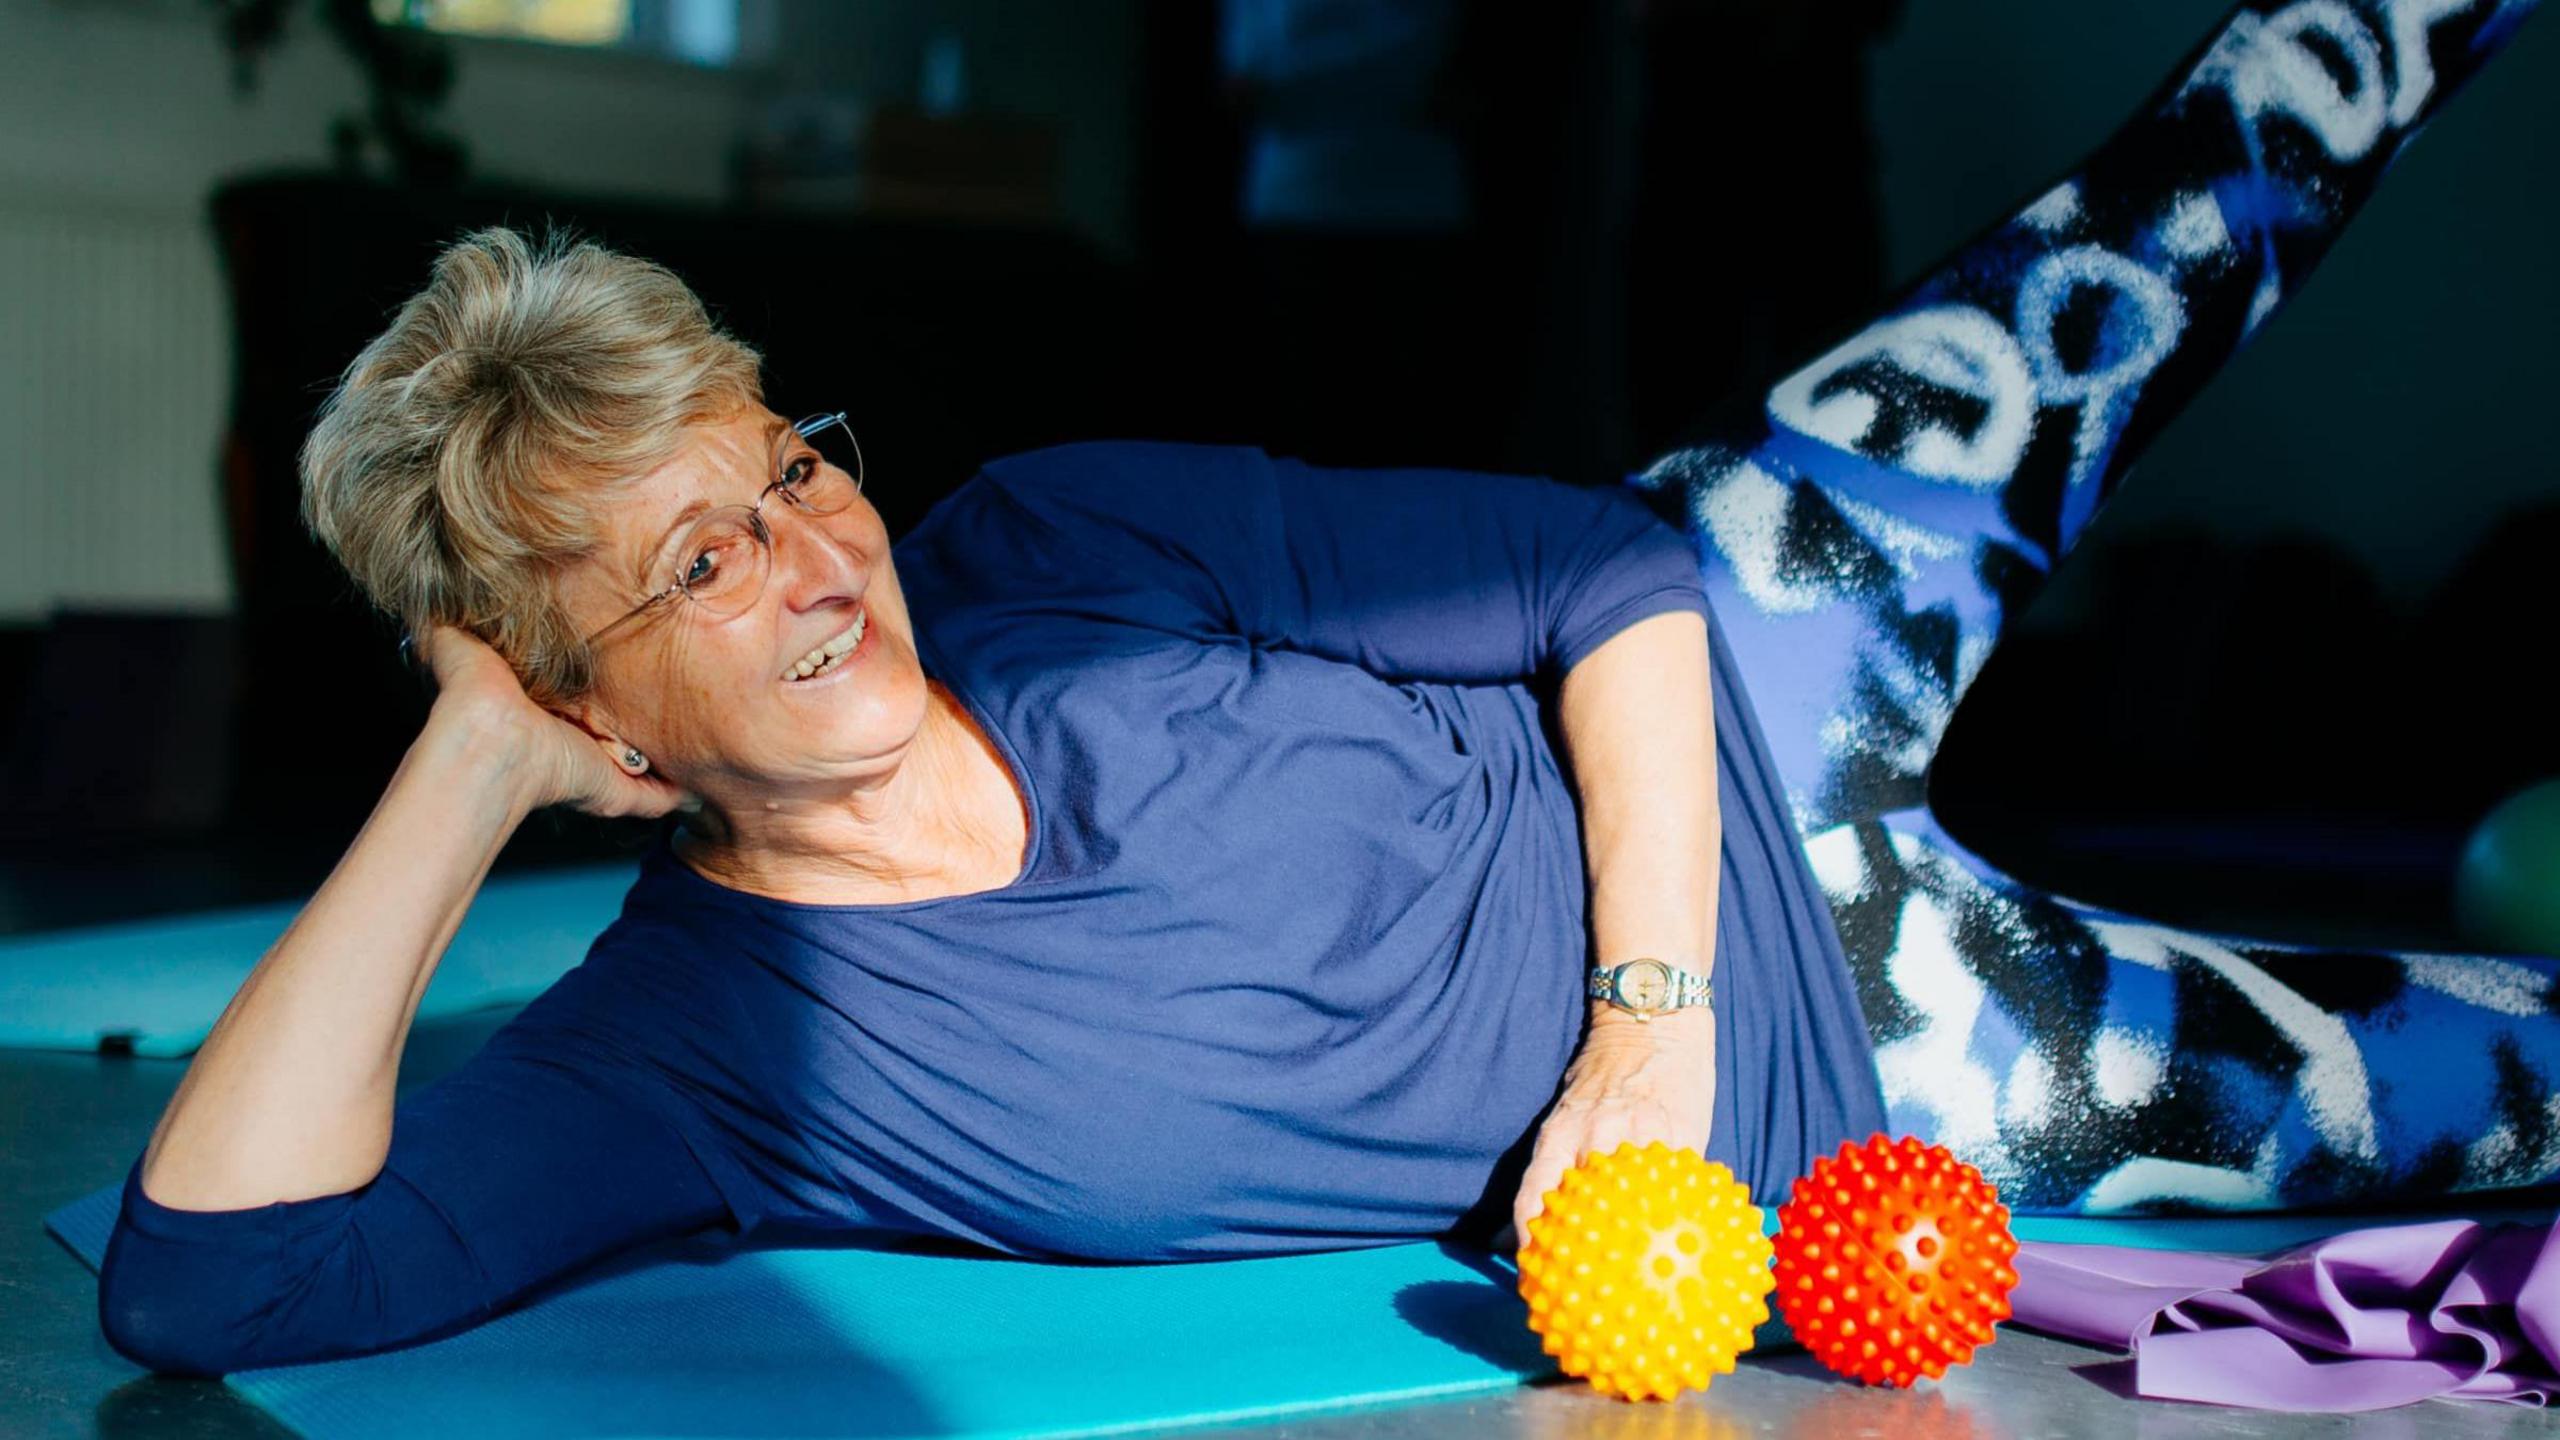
[[1617, 960, 1672, 1011]]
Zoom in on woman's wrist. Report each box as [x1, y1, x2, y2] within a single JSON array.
[[1584, 1000, 1716, 1049], [417, 697, 551, 821]]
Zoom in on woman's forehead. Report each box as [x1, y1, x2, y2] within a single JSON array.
[[638, 408, 789, 495], [612, 412, 789, 538]]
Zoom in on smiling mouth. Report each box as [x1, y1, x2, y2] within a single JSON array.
[[783, 606, 867, 682]]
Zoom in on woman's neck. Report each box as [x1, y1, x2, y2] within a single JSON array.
[[672, 680, 1029, 905]]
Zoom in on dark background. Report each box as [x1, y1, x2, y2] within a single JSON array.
[[0, 0, 2551, 951]]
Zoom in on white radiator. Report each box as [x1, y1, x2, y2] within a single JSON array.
[[0, 195, 233, 623]]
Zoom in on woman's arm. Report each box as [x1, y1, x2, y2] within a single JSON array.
[[103, 1007, 736, 1376], [136, 708, 544, 1210], [103, 625, 712, 1374], [1501, 609, 1720, 1249], [1558, 608, 1718, 1052], [138, 625, 683, 1212], [961, 441, 1715, 688]]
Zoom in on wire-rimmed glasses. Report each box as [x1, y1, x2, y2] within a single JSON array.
[[581, 411, 866, 649]]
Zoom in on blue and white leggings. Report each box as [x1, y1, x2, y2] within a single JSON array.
[[1631, 0, 2551, 1213]]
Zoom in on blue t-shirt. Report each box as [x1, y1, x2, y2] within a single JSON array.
[[98, 442, 1883, 1375]]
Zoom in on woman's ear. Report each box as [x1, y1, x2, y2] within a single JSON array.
[[556, 698, 650, 776]]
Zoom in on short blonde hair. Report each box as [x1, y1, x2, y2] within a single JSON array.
[[300, 223, 764, 705]]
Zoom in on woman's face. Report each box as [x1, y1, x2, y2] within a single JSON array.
[[554, 405, 933, 806]]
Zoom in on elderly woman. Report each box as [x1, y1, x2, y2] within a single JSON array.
[[94, 228, 1882, 1376]]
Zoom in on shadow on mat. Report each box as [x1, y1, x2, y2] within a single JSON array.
[[1393, 1238, 1561, 1374], [98, 1376, 298, 1440], [490, 1227, 948, 1437]]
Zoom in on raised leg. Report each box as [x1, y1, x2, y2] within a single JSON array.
[[1634, 0, 2556, 1210]]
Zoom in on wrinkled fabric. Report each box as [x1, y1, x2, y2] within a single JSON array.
[[2012, 1222, 2560, 1410]]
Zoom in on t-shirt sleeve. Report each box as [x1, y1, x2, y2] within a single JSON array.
[[96, 957, 741, 1377], [965, 441, 1711, 684]]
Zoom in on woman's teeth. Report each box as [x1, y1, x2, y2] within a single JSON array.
[[784, 609, 865, 681]]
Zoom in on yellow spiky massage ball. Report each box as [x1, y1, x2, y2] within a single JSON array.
[[1514, 1140, 1776, 1402]]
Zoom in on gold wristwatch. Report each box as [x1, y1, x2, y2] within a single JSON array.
[[1586, 957, 1713, 1021]]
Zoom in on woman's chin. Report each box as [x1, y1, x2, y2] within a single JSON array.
[[765, 665, 928, 766]]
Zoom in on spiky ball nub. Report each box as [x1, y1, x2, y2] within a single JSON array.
[[1772, 1134, 2020, 1386], [1514, 1140, 1775, 1402]]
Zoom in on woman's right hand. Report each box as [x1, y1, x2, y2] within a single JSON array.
[[409, 622, 690, 820]]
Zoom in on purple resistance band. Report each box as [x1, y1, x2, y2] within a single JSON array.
[[2011, 1221, 2560, 1410]]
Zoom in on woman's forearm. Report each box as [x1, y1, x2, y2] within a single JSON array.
[[137, 708, 546, 1211], [1556, 608, 1719, 1050]]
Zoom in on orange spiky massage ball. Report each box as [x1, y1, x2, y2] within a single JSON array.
[[1771, 1134, 2020, 1386], [1514, 1140, 1776, 1403]]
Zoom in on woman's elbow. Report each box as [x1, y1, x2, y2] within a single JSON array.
[[98, 1268, 248, 1377], [95, 1219, 313, 1377], [95, 1189, 492, 1377]]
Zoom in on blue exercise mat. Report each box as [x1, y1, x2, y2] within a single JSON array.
[[49, 1183, 1564, 1440], [48, 1173, 2553, 1440], [0, 863, 634, 1056]]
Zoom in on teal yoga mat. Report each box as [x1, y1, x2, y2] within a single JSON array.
[[0, 863, 634, 1056], [49, 1174, 2551, 1440]]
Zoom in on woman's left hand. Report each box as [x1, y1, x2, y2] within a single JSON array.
[[1496, 1018, 1717, 1255]]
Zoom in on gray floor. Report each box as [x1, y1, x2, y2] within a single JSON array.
[[7, 1010, 2556, 1440]]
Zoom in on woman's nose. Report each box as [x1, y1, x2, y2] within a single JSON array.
[[768, 504, 863, 609]]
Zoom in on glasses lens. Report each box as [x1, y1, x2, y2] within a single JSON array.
[[786, 415, 862, 513], [677, 512, 769, 618]]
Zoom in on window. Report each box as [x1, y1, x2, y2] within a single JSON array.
[[369, 0, 746, 68]]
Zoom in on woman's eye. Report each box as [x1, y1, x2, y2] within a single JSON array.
[[780, 454, 817, 490], [683, 547, 722, 586]]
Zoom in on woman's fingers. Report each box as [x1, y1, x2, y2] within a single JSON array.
[[413, 620, 491, 680], [406, 623, 455, 695], [412, 622, 531, 718], [1511, 1112, 1591, 1248], [1508, 1070, 1721, 1254], [587, 764, 690, 820], [403, 621, 687, 819]]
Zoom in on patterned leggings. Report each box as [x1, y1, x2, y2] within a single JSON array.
[[1630, 0, 2550, 1213]]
